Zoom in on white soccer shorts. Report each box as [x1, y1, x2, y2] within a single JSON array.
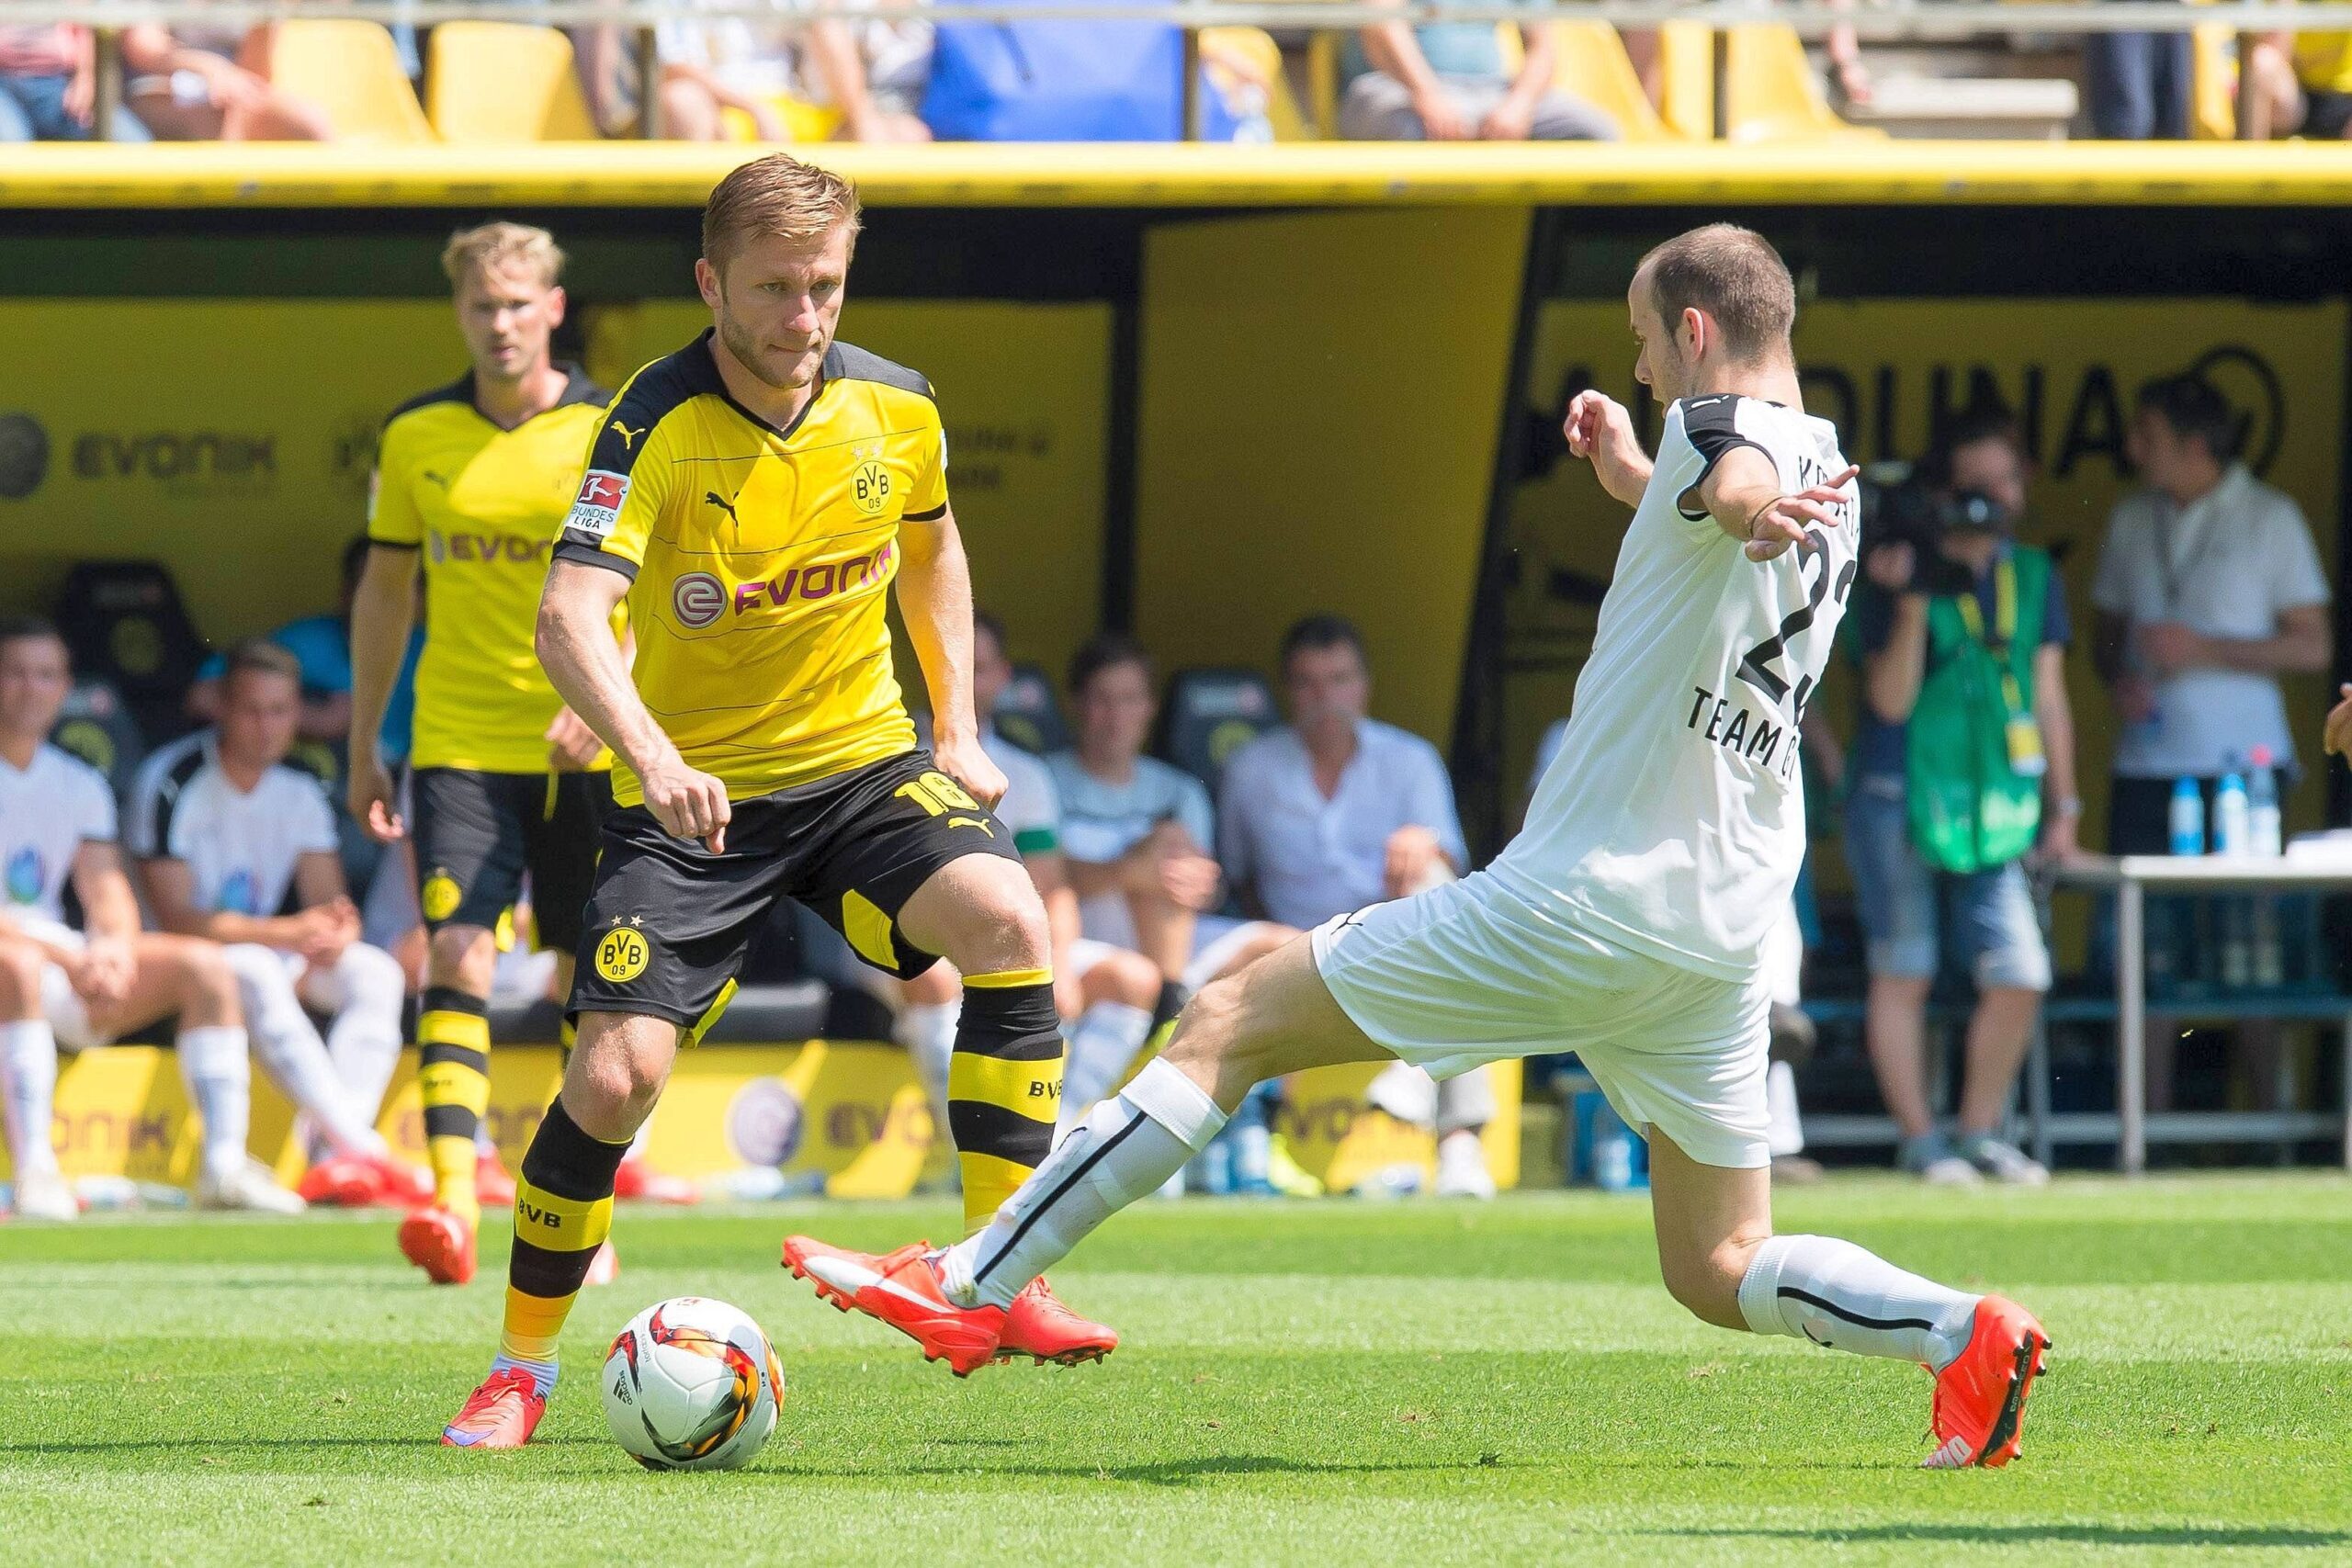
[[1310, 872, 1772, 1169]]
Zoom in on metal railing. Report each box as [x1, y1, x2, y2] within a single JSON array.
[[17, 0, 2347, 142]]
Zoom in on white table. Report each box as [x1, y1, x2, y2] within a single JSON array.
[[2052, 854, 2352, 1173]]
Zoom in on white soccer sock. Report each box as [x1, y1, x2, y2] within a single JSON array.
[[943, 1058, 1226, 1309], [896, 1000, 959, 1141], [1737, 1233, 1980, 1371], [323, 943, 408, 1131], [227, 944, 386, 1159], [177, 1024, 254, 1180], [1765, 1060, 1805, 1158], [1, 1019, 61, 1179], [1056, 1001, 1153, 1141]]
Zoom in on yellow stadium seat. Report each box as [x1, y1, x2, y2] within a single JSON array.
[[719, 97, 843, 142], [428, 22, 600, 142], [266, 19, 433, 144], [1548, 22, 1670, 141], [1724, 23, 1886, 142], [1657, 20, 1714, 140], [1202, 26, 1312, 141], [2190, 22, 2239, 139]]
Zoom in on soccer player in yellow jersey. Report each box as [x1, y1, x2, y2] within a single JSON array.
[[346, 223, 620, 1286], [439, 155, 1114, 1449]]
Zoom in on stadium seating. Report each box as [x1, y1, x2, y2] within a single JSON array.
[[1157, 667, 1279, 793], [266, 20, 435, 143], [48, 679, 147, 801], [1201, 26, 1312, 141], [991, 662, 1069, 756], [1656, 22, 1715, 140], [1724, 24, 1886, 142], [1547, 23, 1676, 142], [426, 22, 600, 142], [52, 560, 207, 743]]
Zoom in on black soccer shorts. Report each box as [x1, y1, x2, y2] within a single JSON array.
[[568, 749, 1021, 1040], [410, 767, 614, 953]]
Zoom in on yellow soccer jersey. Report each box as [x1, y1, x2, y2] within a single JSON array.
[[368, 367, 613, 773], [554, 331, 947, 807]]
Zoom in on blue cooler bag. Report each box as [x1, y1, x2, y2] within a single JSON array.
[[922, 9, 1240, 141]]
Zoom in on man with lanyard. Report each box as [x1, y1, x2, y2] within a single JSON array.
[[1846, 411, 2080, 1187]]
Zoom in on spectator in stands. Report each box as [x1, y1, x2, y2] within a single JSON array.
[[2085, 7, 2191, 140], [187, 535, 370, 742], [1340, 11, 1617, 141], [0, 617, 297, 1220], [0, 17, 150, 141], [806, 17, 933, 141], [1219, 615, 1498, 1198], [2093, 373, 2330, 1106], [1847, 412, 2078, 1187], [130, 640, 419, 1208], [120, 19, 332, 141], [2245, 15, 2352, 139], [651, 0, 809, 141]]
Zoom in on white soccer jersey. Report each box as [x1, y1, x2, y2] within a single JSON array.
[[982, 728, 1062, 858], [1493, 394, 1859, 980], [129, 731, 339, 917], [0, 743, 117, 924]]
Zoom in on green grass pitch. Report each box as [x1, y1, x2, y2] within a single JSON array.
[[5, 1175, 2347, 1565]]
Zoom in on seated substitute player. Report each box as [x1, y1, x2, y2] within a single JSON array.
[[788, 225, 2052, 1471], [439, 154, 1114, 1450], [347, 220, 626, 1284], [885, 610, 1173, 1145], [0, 618, 297, 1219], [130, 639, 419, 1207]]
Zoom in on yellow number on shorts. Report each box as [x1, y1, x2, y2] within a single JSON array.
[[894, 771, 981, 818]]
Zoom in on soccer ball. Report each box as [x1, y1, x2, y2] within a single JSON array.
[[601, 1297, 786, 1471]]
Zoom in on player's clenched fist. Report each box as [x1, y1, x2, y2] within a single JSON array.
[[639, 751, 732, 853], [932, 732, 1008, 811], [1563, 390, 1653, 506]]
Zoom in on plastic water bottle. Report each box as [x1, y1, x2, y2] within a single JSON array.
[[2168, 776, 2206, 855], [2212, 764, 2250, 857], [2247, 747, 2283, 857]]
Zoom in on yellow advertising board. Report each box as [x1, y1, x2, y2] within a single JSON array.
[[4, 1043, 1519, 1197], [589, 300, 1114, 694], [1503, 299, 2347, 850]]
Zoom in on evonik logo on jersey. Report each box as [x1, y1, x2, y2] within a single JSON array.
[[670, 541, 899, 631], [426, 527, 556, 566]]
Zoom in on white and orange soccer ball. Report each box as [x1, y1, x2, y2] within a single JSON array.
[[601, 1297, 785, 1471]]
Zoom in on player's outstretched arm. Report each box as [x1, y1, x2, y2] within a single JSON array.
[[896, 508, 1009, 809], [537, 559, 730, 852], [1698, 446, 1859, 562], [1563, 390, 1654, 507]]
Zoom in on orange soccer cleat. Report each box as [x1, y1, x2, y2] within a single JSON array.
[[474, 1151, 516, 1211], [1925, 1294, 2050, 1469], [439, 1366, 546, 1450], [297, 1156, 387, 1209], [996, 1278, 1118, 1368], [612, 1157, 700, 1206], [399, 1203, 478, 1286], [782, 1235, 1005, 1378]]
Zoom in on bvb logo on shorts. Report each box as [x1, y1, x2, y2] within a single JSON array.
[[595, 921, 651, 984], [421, 870, 462, 923], [851, 459, 891, 515]]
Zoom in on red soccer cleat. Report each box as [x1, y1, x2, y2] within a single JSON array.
[[298, 1156, 387, 1209], [612, 1157, 700, 1206], [584, 1238, 619, 1286], [1925, 1294, 2050, 1469], [996, 1278, 1118, 1368], [474, 1151, 516, 1211], [439, 1367, 546, 1450], [782, 1235, 1005, 1377], [373, 1156, 435, 1210], [399, 1203, 478, 1286]]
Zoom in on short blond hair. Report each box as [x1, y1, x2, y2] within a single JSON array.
[[703, 153, 862, 273], [441, 221, 565, 291]]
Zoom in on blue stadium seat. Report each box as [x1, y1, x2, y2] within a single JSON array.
[[1157, 666, 1279, 795]]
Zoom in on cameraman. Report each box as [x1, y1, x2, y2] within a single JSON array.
[[1845, 412, 2079, 1186]]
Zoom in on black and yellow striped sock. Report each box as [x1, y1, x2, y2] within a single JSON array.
[[948, 967, 1064, 1235], [501, 1097, 630, 1368], [417, 987, 492, 1229]]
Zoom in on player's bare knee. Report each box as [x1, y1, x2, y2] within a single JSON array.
[[1161, 976, 1264, 1106], [0, 941, 46, 1010], [426, 925, 496, 996], [1660, 1232, 1765, 1331], [177, 941, 243, 1021], [566, 1031, 668, 1134]]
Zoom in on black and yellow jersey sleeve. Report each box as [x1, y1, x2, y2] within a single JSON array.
[[550, 330, 950, 807], [369, 367, 611, 773]]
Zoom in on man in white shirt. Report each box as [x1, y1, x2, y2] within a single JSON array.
[[130, 640, 419, 1207], [792, 225, 2050, 1472], [0, 618, 297, 1220], [2091, 371, 2330, 1109], [1218, 614, 1495, 1197]]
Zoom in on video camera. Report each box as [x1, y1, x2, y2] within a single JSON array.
[[1860, 461, 2013, 597]]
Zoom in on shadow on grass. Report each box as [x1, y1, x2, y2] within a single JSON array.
[[759, 1453, 1544, 1486], [0, 1438, 602, 1454], [1645, 1526, 2351, 1549]]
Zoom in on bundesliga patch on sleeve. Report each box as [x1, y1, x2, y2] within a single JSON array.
[[567, 470, 629, 541]]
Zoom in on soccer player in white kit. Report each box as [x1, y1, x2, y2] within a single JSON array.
[[0, 618, 297, 1219], [130, 640, 420, 1206], [786, 225, 2051, 1470]]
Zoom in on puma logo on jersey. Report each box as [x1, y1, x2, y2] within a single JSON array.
[[610, 420, 648, 450], [705, 491, 741, 524]]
